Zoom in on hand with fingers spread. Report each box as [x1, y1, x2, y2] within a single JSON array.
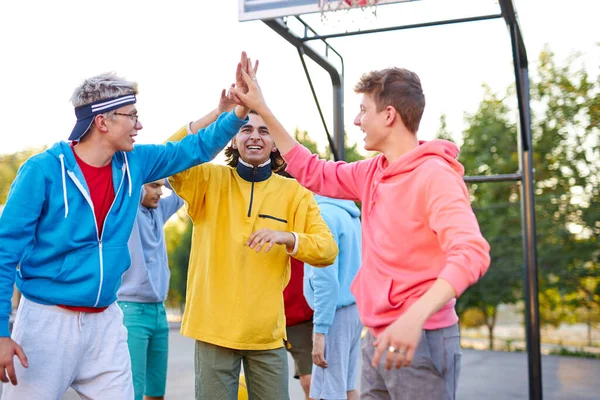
[[230, 59, 269, 116], [371, 311, 424, 371], [0, 337, 28, 385], [217, 84, 237, 115], [312, 333, 328, 368], [246, 229, 296, 253], [235, 52, 259, 96], [229, 52, 259, 104], [188, 86, 240, 134]]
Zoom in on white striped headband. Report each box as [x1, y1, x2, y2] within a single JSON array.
[[69, 94, 137, 141]]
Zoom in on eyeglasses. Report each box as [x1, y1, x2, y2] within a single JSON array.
[[114, 112, 139, 125]]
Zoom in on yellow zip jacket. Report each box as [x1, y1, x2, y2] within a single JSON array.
[[168, 126, 338, 350]]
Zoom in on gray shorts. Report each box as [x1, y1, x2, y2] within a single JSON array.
[[310, 303, 362, 400], [286, 320, 314, 378], [361, 324, 462, 400]]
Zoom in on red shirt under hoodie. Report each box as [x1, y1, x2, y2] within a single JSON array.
[[59, 144, 115, 312], [284, 258, 314, 326]]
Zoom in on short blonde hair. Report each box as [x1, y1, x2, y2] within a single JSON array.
[[70, 72, 138, 107]]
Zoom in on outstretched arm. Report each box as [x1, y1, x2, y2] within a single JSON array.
[[231, 65, 368, 202], [138, 109, 247, 184], [188, 85, 242, 135]]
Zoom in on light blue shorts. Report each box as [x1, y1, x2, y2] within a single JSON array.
[[310, 303, 363, 400], [118, 301, 169, 400]]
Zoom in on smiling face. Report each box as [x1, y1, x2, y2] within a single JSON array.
[[141, 179, 164, 209], [104, 104, 143, 152], [232, 113, 277, 166], [353, 93, 389, 152]]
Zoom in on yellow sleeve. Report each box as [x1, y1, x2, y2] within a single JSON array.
[[166, 125, 189, 143], [166, 125, 212, 220], [291, 188, 339, 267]]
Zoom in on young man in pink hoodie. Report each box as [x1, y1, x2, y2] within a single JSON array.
[[232, 66, 490, 399]]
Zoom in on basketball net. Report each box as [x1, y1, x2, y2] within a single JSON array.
[[318, 0, 379, 32]]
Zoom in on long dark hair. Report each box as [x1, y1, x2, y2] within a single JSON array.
[[224, 110, 286, 172], [224, 146, 286, 172]]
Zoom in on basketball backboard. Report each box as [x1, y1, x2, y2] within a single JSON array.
[[238, 0, 416, 22]]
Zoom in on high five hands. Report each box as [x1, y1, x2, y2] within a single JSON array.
[[229, 52, 269, 115]]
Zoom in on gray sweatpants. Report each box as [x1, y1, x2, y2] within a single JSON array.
[[2, 296, 133, 400], [361, 324, 461, 400]]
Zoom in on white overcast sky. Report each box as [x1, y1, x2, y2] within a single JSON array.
[[0, 0, 598, 156]]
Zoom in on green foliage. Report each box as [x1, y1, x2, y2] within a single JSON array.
[[293, 128, 370, 162], [0, 148, 46, 203], [531, 48, 600, 336], [294, 128, 320, 155], [548, 347, 600, 359], [455, 87, 523, 350], [435, 114, 456, 143], [166, 216, 192, 311], [455, 47, 599, 348]]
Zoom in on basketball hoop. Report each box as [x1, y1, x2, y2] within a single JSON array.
[[319, 0, 379, 31]]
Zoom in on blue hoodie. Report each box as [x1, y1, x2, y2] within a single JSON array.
[[118, 181, 183, 303], [0, 110, 246, 336], [304, 195, 362, 334]]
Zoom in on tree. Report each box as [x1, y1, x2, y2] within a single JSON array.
[[166, 215, 192, 312], [435, 114, 456, 143], [293, 128, 370, 162], [530, 48, 600, 335], [454, 86, 523, 350], [452, 47, 600, 348], [0, 148, 46, 203]]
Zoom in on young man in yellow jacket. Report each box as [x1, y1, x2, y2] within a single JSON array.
[[167, 75, 338, 398]]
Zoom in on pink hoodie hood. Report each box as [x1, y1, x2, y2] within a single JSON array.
[[284, 140, 490, 335], [373, 139, 463, 180]]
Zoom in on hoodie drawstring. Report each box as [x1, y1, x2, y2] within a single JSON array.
[[123, 152, 132, 197], [59, 154, 69, 218]]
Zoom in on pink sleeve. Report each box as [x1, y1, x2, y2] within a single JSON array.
[[283, 144, 367, 202], [425, 163, 491, 296]]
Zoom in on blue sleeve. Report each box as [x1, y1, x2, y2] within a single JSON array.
[[137, 110, 246, 184], [310, 211, 340, 334], [0, 160, 46, 336], [159, 192, 184, 224]]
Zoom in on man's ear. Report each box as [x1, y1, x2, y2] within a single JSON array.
[[232, 137, 238, 149], [94, 114, 110, 133], [271, 144, 278, 153], [385, 106, 399, 127]]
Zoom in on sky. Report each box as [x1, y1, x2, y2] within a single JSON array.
[[0, 0, 598, 157]]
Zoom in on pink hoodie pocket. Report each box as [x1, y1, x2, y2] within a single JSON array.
[[385, 278, 406, 310], [352, 269, 407, 329]]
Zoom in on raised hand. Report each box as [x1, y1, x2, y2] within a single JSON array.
[[236, 52, 259, 95], [217, 84, 237, 114], [230, 63, 268, 115]]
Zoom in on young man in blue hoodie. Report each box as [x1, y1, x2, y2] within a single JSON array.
[[0, 53, 256, 399], [304, 195, 363, 400]]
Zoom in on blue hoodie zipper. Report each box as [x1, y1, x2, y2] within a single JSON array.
[[66, 162, 126, 307]]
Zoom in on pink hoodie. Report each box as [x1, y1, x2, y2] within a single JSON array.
[[283, 140, 490, 335]]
